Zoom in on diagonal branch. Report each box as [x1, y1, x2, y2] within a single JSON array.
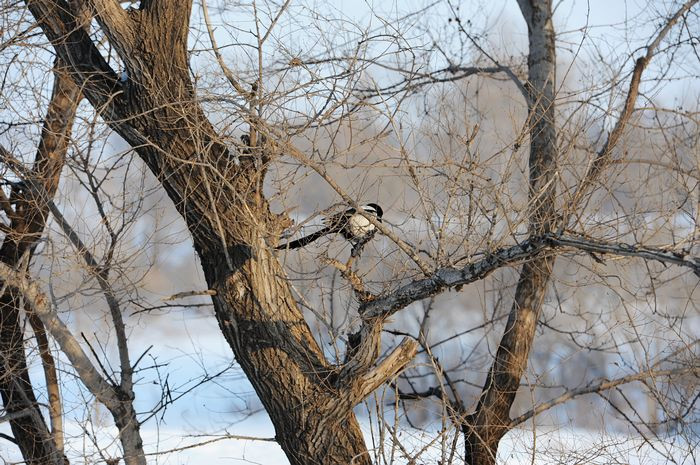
[[350, 337, 418, 404], [25, 0, 123, 106], [0, 408, 34, 424], [88, 0, 134, 49], [0, 260, 147, 465], [360, 233, 700, 320], [509, 367, 700, 427], [0, 262, 119, 409], [568, 0, 699, 211], [322, 257, 373, 302]]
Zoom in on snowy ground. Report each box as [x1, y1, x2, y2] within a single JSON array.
[[3, 412, 696, 464]]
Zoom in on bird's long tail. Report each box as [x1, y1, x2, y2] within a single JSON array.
[[276, 226, 332, 250]]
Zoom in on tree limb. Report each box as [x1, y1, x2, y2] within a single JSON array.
[[0, 408, 33, 424], [510, 367, 700, 427], [361, 233, 699, 320], [25, 0, 123, 109], [88, 0, 134, 50], [352, 337, 418, 403], [0, 262, 119, 409], [568, 0, 699, 211]]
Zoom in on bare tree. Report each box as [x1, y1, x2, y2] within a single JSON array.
[[1, 0, 699, 464], [0, 58, 79, 465]]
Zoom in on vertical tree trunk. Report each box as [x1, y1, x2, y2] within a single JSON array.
[[464, 1, 557, 463], [0, 60, 79, 465], [113, 403, 146, 465]]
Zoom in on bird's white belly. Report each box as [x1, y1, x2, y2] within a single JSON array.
[[348, 215, 375, 237]]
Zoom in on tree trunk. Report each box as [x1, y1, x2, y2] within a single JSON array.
[[202, 237, 372, 465], [25, 1, 375, 462], [113, 403, 146, 465], [464, 1, 557, 463], [0, 59, 79, 465]]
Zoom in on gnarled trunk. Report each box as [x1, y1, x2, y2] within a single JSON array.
[[25, 1, 378, 462]]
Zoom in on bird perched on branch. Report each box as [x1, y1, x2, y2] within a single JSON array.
[[277, 203, 383, 256]]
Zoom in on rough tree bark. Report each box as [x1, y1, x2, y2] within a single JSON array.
[[24, 1, 416, 463], [464, 1, 557, 464], [0, 60, 79, 465]]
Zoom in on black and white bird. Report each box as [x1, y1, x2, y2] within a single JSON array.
[[277, 203, 383, 255]]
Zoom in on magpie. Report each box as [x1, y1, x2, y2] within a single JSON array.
[[277, 203, 383, 255]]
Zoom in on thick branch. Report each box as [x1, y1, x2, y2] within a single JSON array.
[[352, 337, 418, 403], [0, 260, 148, 463], [25, 0, 123, 110], [361, 233, 700, 320], [515, 0, 534, 24], [323, 257, 373, 302], [0, 408, 33, 424], [337, 322, 383, 385], [548, 234, 700, 275], [88, 0, 134, 50]]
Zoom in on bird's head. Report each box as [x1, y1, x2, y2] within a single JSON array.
[[362, 203, 383, 220]]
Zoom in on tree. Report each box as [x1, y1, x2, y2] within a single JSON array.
[[0, 58, 78, 465], [1, 0, 699, 464]]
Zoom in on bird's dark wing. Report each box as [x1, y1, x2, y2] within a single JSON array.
[[276, 226, 333, 250]]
